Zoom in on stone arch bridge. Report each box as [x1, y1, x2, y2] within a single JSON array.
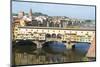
[[13, 26, 95, 48]]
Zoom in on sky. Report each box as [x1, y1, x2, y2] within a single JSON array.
[[12, 1, 95, 20]]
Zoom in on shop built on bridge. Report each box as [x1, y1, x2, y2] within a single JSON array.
[[12, 26, 95, 48]]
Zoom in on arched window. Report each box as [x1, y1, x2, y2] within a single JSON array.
[[52, 33, 56, 38], [46, 33, 51, 38], [57, 34, 62, 39]]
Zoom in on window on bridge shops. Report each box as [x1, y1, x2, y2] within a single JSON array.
[[52, 33, 56, 38], [46, 33, 51, 38], [57, 34, 62, 39]]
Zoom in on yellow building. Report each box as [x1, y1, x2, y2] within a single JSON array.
[[13, 25, 95, 43], [20, 19, 26, 26]]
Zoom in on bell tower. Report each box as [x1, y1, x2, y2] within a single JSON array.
[[29, 8, 32, 17]]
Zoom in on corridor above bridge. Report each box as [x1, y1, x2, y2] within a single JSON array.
[[13, 26, 95, 43]]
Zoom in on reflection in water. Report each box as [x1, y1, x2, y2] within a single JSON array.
[[12, 41, 91, 65], [42, 41, 67, 54]]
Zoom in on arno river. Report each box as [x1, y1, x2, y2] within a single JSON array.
[[12, 42, 93, 66]]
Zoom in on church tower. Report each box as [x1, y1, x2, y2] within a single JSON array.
[[29, 8, 32, 17]]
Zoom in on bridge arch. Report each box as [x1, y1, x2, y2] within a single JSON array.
[[42, 41, 67, 54], [13, 40, 37, 53]]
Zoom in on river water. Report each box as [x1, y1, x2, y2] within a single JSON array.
[[12, 42, 91, 66]]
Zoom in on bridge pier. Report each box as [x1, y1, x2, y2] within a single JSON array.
[[64, 42, 75, 49], [32, 41, 45, 48]]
